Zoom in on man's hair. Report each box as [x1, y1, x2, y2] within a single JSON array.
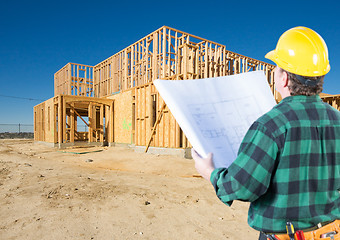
[[280, 69, 324, 96]]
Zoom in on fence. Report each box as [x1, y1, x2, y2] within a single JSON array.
[[0, 124, 34, 133], [0, 124, 34, 139], [0, 124, 89, 140], [0, 124, 90, 133]]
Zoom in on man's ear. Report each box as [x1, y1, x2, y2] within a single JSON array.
[[282, 71, 289, 87]]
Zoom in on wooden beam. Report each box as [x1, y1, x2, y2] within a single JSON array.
[[145, 102, 166, 153], [58, 96, 63, 144], [100, 104, 104, 142], [162, 28, 166, 78], [70, 102, 75, 143], [88, 103, 93, 142], [54, 103, 58, 143], [66, 104, 89, 127], [110, 101, 114, 143]]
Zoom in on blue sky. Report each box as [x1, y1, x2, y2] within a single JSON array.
[[1, 0, 339, 124]]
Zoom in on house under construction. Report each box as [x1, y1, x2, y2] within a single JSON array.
[[34, 26, 340, 152]]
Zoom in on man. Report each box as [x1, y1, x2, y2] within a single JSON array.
[[192, 27, 340, 239]]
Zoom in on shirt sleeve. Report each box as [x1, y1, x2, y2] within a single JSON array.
[[210, 121, 279, 206]]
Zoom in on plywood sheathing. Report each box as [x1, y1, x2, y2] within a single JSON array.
[[106, 90, 133, 144], [34, 98, 55, 142], [132, 83, 191, 149]]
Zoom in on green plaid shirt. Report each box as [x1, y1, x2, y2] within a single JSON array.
[[210, 95, 340, 233]]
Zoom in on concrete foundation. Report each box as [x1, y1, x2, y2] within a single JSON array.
[[35, 141, 105, 149], [35, 140, 193, 159], [57, 141, 104, 149], [134, 146, 192, 159]]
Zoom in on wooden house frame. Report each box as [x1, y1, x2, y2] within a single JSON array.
[[34, 95, 114, 148], [34, 26, 340, 149], [320, 94, 340, 110]]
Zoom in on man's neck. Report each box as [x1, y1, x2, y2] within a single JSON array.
[[279, 89, 291, 99]]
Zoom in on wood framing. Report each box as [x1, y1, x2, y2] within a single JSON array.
[[131, 83, 190, 149], [34, 95, 114, 148], [320, 94, 340, 111], [91, 26, 276, 98], [37, 26, 339, 150], [54, 63, 94, 97]]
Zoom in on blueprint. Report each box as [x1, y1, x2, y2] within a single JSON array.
[[154, 71, 277, 168]]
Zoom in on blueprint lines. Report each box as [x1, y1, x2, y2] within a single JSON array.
[[188, 95, 262, 166], [154, 71, 277, 168]]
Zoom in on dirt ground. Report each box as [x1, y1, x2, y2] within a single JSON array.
[[0, 139, 258, 240]]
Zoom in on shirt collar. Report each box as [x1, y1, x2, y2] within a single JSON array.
[[279, 95, 322, 104]]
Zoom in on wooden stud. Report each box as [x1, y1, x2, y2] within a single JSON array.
[[162, 27, 166, 78], [153, 33, 158, 81], [100, 104, 104, 143], [54, 102, 58, 143], [62, 96, 66, 143], [70, 102, 75, 143], [57, 95, 62, 144], [124, 50, 128, 89], [88, 102, 93, 142], [168, 29, 171, 78], [110, 101, 114, 143], [131, 46, 134, 88], [145, 102, 166, 152]]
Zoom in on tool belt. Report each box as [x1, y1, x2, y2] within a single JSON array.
[[271, 220, 340, 240]]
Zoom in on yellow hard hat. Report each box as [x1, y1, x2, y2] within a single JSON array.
[[265, 26, 330, 77]]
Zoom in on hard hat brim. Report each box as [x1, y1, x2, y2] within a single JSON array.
[[265, 50, 276, 62]]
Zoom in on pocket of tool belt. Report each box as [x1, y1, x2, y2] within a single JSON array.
[[271, 220, 340, 240]]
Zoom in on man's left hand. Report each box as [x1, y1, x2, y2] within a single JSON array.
[[191, 148, 215, 181]]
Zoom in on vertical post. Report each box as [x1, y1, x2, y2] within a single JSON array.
[[74, 112, 77, 135], [105, 105, 109, 143], [88, 103, 93, 142], [100, 104, 104, 143], [183, 43, 187, 80], [162, 27, 166, 78], [153, 32, 158, 80], [223, 47, 226, 76], [124, 50, 128, 90], [58, 95, 63, 146], [204, 42, 208, 78], [131, 45, 134, 88], [175, 122, 180, 148], [70, 103, 75, 143], [62, 96, 66, 143], [167, 28, 171, 78], [54, 103, 58, 143], [175, 32, 178, 76], [68, 64, 72, 95], [110, 101, 114, 143], [195, 47, 199, 79]]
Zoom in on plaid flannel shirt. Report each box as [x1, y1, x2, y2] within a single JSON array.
[[210, 95, 340, 233]]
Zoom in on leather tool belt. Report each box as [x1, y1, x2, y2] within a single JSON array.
[[271, 220, 340, 240]]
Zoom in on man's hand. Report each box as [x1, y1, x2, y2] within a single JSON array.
[[191, 148, 215, 181]]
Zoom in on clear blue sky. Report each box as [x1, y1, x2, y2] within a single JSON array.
[[1, 0, 339, 124]]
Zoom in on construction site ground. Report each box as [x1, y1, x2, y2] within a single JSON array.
[[0, 139, 257, 239]]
